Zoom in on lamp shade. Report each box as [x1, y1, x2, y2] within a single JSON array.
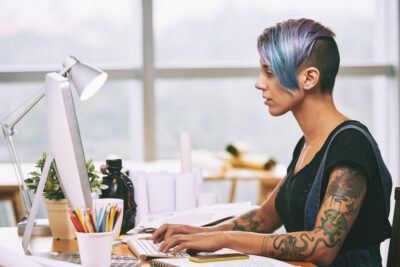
[[63, 57, 108, 101]]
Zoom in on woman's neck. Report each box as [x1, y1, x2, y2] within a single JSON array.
[[292, 93, 349, 146]]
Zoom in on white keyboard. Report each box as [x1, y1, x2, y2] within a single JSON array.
[[127, 238, 190, 261]]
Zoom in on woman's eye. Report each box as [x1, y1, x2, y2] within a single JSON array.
[[266, 70, 274, 77]]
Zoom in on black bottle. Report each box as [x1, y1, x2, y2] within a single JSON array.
[[100, 158, 137, 234]]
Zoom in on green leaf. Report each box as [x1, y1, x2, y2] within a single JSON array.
[[100, 184, 109, 190], [24, 178, 33, 183], [25, 152, 110, 200]]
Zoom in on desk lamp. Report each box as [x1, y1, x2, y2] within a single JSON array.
[[1, 56, 107, 239]]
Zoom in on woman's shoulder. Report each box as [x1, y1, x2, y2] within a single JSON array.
[[324, 120, 377, 180], [329, 120, 373, 148]]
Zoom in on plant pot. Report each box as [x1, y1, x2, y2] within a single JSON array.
[[44, 198, 76, 239]]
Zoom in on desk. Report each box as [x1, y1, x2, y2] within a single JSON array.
[[204, 168, 282, 204], [0, 227, 315, 267]]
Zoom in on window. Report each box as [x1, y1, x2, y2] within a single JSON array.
[[154, 0, 375, 66], [0, 0, 142, 162], [0, 0, 397, 188]]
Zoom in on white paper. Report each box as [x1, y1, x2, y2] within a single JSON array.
[[133, 202, 257, 232], [147, 173, 175, 213], [175, 172, 197, 210], [180, 131, 192, 173], [0, 245, 82, 267], [130, 171, 149, 223]]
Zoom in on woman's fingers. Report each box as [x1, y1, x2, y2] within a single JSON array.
[[171, 243, 188, 254], [159, 234, 182, 252], [153, 224, 199, 243], [151, 225, 166, 243], [159, 233, 222, 254]]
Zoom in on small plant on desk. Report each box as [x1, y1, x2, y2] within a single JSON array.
[[24, 152, 108, 239], [24, 152, 108, 200]]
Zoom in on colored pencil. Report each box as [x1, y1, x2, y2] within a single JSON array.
[[97, 207, 106, 232], [85, 214, 93, 233], [87, 208, 97, 233], [68, 210, 83, 232], [95, 207, 103, 232], [114, 208, 122, 229], [76, 209, 88, 233], [72, 210, 84, 232], [105, 210, 109, 232], [108, 205, 116, 232]]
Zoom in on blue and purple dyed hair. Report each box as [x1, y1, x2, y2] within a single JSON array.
[[257, 18, 339, 92]]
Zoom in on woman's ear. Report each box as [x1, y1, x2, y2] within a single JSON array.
[[298, 67, 320, 91]]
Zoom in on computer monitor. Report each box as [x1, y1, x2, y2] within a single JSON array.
[[45, 72, 92, 209], [22, 72, 93, 254]]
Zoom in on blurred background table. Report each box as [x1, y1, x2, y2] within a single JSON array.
[[204, 168, 282, 204], [0, 173, 24, 223]]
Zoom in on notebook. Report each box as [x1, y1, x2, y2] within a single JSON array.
[[150, 255, 300, 267]]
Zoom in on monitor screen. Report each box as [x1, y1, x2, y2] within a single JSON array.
[[45, 72, 92, 209]]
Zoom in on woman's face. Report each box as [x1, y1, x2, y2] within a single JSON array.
[[255, 60, 304, 116]]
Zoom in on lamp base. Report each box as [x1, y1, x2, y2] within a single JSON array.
[[17, 218, 51, 236]]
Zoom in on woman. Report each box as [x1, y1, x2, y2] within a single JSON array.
[[151, 18, 392, 267]]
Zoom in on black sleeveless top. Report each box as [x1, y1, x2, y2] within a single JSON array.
[[275, 120, 391, 252]]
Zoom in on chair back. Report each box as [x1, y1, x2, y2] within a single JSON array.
[[387, 187, 400, 267]]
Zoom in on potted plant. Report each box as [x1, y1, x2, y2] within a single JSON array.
[[24, 152, 108, 239]]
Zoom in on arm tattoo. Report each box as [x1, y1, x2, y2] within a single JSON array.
[[269, 234, 341, 260], [232, 210, 266, 232], [319, 209, 347, 243], [261, 165, 364, 261], [261, 235, 268, 256], [325, 165, 366, 208], [317, 164, 366, 243]]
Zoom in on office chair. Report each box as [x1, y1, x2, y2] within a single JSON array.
[[387, 187, 400, 267]]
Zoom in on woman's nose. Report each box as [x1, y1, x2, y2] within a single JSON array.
[[255, 75, 266, 91]]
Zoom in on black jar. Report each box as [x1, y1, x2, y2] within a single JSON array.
[[100, 158, 137, 234]]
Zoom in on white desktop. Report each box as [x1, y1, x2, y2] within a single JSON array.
[[17, 56, 107, 255]]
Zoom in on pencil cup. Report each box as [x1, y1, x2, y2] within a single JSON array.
[[94, 198, 124, 240], [76, 231, 113, 267]]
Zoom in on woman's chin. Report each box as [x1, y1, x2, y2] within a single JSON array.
[[268, 108, 288, 117]]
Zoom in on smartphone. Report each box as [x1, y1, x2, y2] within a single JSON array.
[[188, 253, 249, 263]]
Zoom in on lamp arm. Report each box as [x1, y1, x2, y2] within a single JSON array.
[[1, 129, 32, 217], [3, 55, 78, 133], [22, 153, 54, 255], [0, 88, 46, 218], [8, 92, 44, 132]]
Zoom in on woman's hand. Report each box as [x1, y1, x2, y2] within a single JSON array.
[[159, 232, 227, 255], [151, 224, 210, 244]]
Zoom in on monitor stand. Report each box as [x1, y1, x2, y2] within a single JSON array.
[[17, 218, 51, 236]]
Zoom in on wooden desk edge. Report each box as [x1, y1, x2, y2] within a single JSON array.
[[0, 227, 315, 267]]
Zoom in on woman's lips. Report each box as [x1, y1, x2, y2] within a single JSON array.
[[264, 98, 272, 105]]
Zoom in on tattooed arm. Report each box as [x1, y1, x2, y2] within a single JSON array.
[[152, 176, 286, 243], [209, 175, 286, 233], [222, 163, 367, 265], [160, 163, 367, 266]]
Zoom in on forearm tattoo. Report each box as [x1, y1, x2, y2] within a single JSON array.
[[261, 164, 366, 261], [263, 233, 341, 260], [232, 209, 266, 232]]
